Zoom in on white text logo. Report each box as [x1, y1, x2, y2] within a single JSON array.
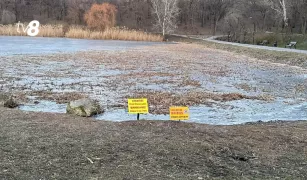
[[17, 20, 40, 37]]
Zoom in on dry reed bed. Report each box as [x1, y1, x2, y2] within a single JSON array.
[[128, 91, 275, 114], [0, 24, 64, 37], [65, 27, 163, 41], [0, 24, 163, 42]]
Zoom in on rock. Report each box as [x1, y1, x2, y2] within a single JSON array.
[[66, 98, 102, 117], [0, 93, 18, 108], [4, 98, 18, 108]]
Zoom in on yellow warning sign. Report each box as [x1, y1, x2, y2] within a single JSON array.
[[128, 98, 149, 114], [170, 107, 189, 120]]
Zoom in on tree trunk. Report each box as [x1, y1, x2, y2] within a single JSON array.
[[212, 19, 217, 36], [201, 14, 205, 27], [262, 14, 266, 31], [281, 0, 288, 27], [201, 5, 205, 27], [162, 20, 165, 38], [302, 17, 307, 35]]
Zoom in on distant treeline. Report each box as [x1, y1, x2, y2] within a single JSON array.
[[1, 0, 307, 35]]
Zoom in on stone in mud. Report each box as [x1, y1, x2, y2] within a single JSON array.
[[4, 98, 18, 108], [67, 98, 103, 117], [0, 93, 18, 108]]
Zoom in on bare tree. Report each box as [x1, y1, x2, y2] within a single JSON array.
[[2, 0, 307, 35], [204, 0, 233, 35], [266, 0, 289, 27], [151, 0, 179, 37], [1, 10, 16, 24], [292, 0, 307, 34], [66, 0, 86, 24]]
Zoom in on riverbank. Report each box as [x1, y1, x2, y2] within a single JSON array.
[[217, 33, 307, 50], [0, 24, 163, 42], [167, 35, 307, 69], [1, 107, 307, 179]]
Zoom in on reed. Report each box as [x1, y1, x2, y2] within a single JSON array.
[[0, 24, 163, 42], [0, 24, 64, 37], [0, 24, 19, 36], [65, 26, 163, 42]]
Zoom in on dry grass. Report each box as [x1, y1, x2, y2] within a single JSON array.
[[0, 24, 16, 36], [39, 24, 65, 37], [128, 91, 273, 114], [65, 26, 163, 41], [0, 24, 64, 37], [0, 24, 163, 42], [1, 107, 307, 179], [29, 91, 88, 104]]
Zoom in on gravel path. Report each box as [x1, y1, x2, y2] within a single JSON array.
[[173, 34, 307, 55], [206, 36, 307, 54]]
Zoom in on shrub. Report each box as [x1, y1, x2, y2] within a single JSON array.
[[84, 3, 117, 31]]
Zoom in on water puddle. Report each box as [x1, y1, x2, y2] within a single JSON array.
[[19, 100, 66, 113], [95, 109, 169, 122], [17, 98, 307, 125]]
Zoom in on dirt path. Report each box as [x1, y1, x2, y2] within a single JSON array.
[[1, 107, 307, 179], [206, 36, 307, 54], [173, 35, 307, 55]]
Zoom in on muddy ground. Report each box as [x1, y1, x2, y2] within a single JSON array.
[[1, 107, 307, 179], [1, 43, 307, 124]]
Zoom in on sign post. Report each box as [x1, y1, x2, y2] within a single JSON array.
[[137, 113, 140, 120], [170, 107, 189, 121], [128, 98, 149, 120]]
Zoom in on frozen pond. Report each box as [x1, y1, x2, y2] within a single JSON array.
[[18, 98, 307, 125], [97, 99, 307, 125], [1, 41, 307, 125], [0, 36, 161, 56]]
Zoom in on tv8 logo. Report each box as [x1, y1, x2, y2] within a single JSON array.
[[17, 20, 40, 37]]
